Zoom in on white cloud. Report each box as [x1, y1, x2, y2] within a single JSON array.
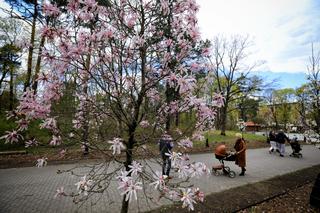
[[197, 0, 320, 73], [0, 0, 11, 17]]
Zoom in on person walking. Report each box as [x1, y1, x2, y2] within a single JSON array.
[[276, 130, 290, 157], [268, 130, 277, 154], [234, 133, 246, 176], [159, 132, 174, 178]]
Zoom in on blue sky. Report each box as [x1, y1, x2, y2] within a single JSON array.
[[197, 0, 320, 88], [256, 71, 307, 89], [0, 0, 318, 88]]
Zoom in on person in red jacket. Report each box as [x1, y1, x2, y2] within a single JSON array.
[[234, 133, 246, 176]]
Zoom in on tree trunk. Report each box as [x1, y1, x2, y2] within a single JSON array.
[[121, 129, 135, 213], [9, 65, 14, 111], [24, 2, 38, 92], [32, 35, 45, 94], [82, 55, 91, 155], [220, 104, 228, 136]]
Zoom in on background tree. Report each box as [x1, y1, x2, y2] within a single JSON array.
[[306, 43, 320, 135], [0, 17, 24, 111], [208, 35, 263, 135], [3, 0, 46, 93]]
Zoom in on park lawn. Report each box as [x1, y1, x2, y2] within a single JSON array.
[[192, 130, 268, 151], [0, 130, 268, 168]]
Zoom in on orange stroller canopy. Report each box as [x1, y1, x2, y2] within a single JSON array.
[[215, 144, 227, 156]]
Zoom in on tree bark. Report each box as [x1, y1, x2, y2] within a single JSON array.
[[82, 55, 91, 155], [220, 106, 227, 136], [24, 2, 38, 92], [9, 65, 14, 111], [32, 35, 45, 94], [120, 131, 134, 213]]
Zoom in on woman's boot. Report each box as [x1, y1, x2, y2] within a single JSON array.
[[239, 167, 246, 176]]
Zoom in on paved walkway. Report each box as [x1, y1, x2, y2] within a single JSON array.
[[0, 145, 320, 213]]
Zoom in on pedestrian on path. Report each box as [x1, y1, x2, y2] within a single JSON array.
[[234, 133, 246, 176], [276, 130, 290, 157], [159, 132, 174, 178], [268, 130, 277, 154]]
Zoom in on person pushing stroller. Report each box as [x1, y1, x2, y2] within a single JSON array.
[[276, 130, 290, 157]]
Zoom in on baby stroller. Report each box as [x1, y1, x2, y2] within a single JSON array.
[[212, 144, 236, 178], [289, 137, 302, 158]]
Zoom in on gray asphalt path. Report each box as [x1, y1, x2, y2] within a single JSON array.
[[0, 145, 319, 213]]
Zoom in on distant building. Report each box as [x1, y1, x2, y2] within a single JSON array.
[[245, 121, 261, 132]]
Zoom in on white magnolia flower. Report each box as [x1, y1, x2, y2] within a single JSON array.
[[49, 135, 61, 146], [0, 130, 23, 144], [54, 186, 65, 198], [178, 138, 193, 149], [25, 138, 39, 148], [140, 120, 150, 128], [36, 157, 48, 167], [40, 117, 57, 130], [128, 161, 143, 176], [150, 171, 167, 190], [122, 180, 142, 202], [180, 188, 196, 211], [108, 138, 125, 155], [193, 188, 205, 202], [165, 151, 182, 167], [75, 175, 93, 196], [176, 163, 190, 179]]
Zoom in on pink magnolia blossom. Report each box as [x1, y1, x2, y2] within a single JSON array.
[[212, 93, 225, 107], [188, 162, 210, 178], [177, 77, 196, 94], [49, 135, 62, 146], [140, 120, 150, 128], [180, 188, 196, 211], [193, 188, 205, 202], [192, 132, 205, 141], [121, 180, 142, 202], [178, 138, 193, 149], [25, 138, 39, 148], [75, 175, 93, 196], [17, 119, 29, 131], [40, 117, 57, 131], [54, 187, 66, 198], [36, 157, 48, 167], [0, 130, 23, 144], [160, 0, 169, 15], [59, 149, 67, 158], [165, 151, 182, 167], [108, 138, 125, 155], [42, 3, 60, 17], [128, 161, 143, 176], [150, 171, 167, 190]]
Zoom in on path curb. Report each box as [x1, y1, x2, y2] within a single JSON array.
[[149, 164, 320, 213]]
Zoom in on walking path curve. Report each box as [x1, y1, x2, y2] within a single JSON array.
[[0, 145, 319, 213]]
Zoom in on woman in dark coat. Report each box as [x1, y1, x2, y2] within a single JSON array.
[[234, 133, 246, 176]]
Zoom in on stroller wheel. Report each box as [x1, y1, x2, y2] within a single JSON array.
[[223, 166, 231, 175], [228, 171, 236, 178]]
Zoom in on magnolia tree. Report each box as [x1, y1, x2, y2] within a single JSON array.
[[1, 0, 224, 212]]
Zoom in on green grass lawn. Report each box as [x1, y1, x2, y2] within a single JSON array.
[[193, 130, 268, 150]]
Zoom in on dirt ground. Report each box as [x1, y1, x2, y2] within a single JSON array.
[[239, 182, 318, 213], [149, 165, 320, 213]]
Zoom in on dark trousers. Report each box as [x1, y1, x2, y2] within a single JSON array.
[[162, 156, 171, 176]]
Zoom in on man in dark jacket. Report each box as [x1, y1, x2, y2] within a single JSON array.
[[276, 130, 290, 157], [159, 133, 174, 177]]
